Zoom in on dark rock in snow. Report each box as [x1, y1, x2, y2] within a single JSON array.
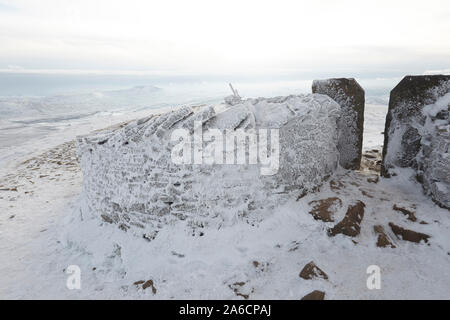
[[328, 201, 365, 237], [308, 197, 342, 222], [299, 261, 328, 280], [142, 279, 157, 294], [301, 290, 325, 300], [393, 204, 417, 222], [389, 222, 430, 244], [374, 225, 396, 248], [312, 78, 365, 170], [133, 279, 157, 294]]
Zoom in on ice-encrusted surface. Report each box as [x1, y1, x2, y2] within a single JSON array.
[[77, 94, 341, 237], [383, 76, 450, 209], [312, 78, 364, 170], [420, 92, 450, 208]]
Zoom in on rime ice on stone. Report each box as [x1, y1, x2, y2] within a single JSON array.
[[382, 75, 450, 209], [312, 78, 365, 170], [77, 94, 341, 236]]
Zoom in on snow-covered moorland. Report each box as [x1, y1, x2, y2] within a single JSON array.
[[0, 100, 449, 300]]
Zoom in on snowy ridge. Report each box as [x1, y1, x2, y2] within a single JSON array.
[[0, 85, 162, 121]]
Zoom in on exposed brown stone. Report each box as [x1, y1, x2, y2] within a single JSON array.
[[0, 187, 18, 192], [393, 204, 417, 222], [312, 78, 365, 170], [301, 290, 325, 300], [328, 201, 365, 237], [330, 179, 344, 191], [133, 279, 156, 294], [373, 225, 396, 248], [142, 280, 157, 294], [308, 197, 342, 222], [252, 260, 269, 272], [229, 282, 251, 300], [299, 261, 328, 280], [389, 222, 430, 244]]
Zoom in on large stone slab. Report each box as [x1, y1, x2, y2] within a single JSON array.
[[312, 78, 365, 169], [77, 94, 342, 237], [382, 75, 450, 209]]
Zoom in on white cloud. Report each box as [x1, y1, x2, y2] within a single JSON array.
[[0, 0, 449, 76]]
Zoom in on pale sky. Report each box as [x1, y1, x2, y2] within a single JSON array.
[[0, 0, 449, 77]]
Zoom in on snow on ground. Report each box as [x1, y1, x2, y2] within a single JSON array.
[[363, 104, 388, 150], [0, 102, 449, 299]]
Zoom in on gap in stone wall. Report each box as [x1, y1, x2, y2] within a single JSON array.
[[361, 102, 389, 173]]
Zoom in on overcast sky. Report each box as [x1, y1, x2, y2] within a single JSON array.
[[0, 0, 449, 77]]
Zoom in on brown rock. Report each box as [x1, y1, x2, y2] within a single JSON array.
[[299, 261, 328, 280], [301, 290, 325, 300], [133, 279, 157, 294], [328, 201, 365, 237], [393, 204, 417, 222], [330, 180, 344, 191], [308, 197, 342, 222], [142, 280, 157, 294], [389, 222, 430, 244], [0, 187, 18, 192], [252, 260, 269, 272], [229, 282, 251, 300], [312, 78, 365, 170], [373, 225, 396, 248]]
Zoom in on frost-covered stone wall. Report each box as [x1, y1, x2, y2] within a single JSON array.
[[382, 75, 450, 209], [312, 78, 365, 170], [77, 94, 341, 237]]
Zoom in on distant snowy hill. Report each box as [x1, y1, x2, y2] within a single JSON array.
[[0, 85, 162, 121]]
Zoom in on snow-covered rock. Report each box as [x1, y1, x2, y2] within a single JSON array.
[[382, 75, 450, 209], [312, 78, 365, 170], [77, 94, 341, 236]]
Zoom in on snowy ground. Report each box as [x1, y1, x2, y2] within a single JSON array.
[[0, 103, 449, 299]]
